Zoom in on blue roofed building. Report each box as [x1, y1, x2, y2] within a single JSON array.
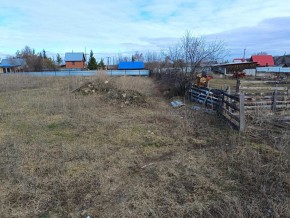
[[107, 61, 149, 76], [118, 61, 145, 70], [64, 52, 86, 69], [0, 58, 26, 73]]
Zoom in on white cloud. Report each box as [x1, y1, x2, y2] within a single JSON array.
[[1, 0, 290, 59], [208, 17, 290, 59]]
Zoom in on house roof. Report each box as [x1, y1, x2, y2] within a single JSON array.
[[233, 58, 247, 63], [250, 55, 274, 66], [118, 61, 145, 70], [64, 52, 86, 62], [274, 55, 290, 66], [0, 58, 26, 68], [212, 62, 257, 67]]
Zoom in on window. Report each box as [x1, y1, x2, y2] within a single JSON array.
[[72, 61, 75, 65]]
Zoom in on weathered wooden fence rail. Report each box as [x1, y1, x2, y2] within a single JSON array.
[[189, 86, 222, 109]]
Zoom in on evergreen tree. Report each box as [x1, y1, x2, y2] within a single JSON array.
[[43, 57, 56, 70], [87, 50, 98, 70], [56, 53, 62, 66], [98, 58, 106, 70], [42, 49, 47, 59]]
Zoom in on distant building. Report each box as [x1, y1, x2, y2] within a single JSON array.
[[274, 55, 290, 67], [118, 61, 145, 70], [107, 64, 118, 70], [0, 58, 26, 73], [250, 55, 274, 67], [64, 52, 86, 69], [233, 58, 247, 63], [211, 62, 257, 76]]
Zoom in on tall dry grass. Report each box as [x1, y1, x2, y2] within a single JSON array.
[[0, 74, 289, 217], [94, 71, 155, 95]]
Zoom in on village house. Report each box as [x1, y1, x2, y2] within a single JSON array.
[[274, 55, 290, 67], [250, 55, 274, 67], [106, 61, 149, 76], [211, 61, 257, 77], [118, 61, 145, 70], [0, 58, 26, 73], [64, 52, 86, 69]]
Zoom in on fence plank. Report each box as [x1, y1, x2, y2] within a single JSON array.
[[221, 108, 240, 122], [239, 93, 245, 131], [240, 80, 273, 84], [241, 86, 288, 91], [222, 100, 239, 111], [244, 104, 290, 109], [223, 92, 239, 101], [272, 90, 277, 112]]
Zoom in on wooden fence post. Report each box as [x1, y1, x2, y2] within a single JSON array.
[[287, 89, 290, 110], [236, 79, 240, 93], [227, 88, 233, 113], [217, 92, 224, 117], [239, 93, 245, 131], [272, 89, 277, 112]]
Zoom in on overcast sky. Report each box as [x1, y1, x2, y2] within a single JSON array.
[[1, 0, 290, 61]]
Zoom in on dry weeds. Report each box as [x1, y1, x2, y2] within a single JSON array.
[[0, 74, 289, 217]]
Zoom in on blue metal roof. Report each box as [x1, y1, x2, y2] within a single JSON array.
[[64, 52, 85, 62], [118, 61, 145, 70], [0, 58, 26, 68]]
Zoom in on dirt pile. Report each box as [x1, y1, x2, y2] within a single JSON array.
[[72, 81, 112, 94], [73, 81, 147, 106]]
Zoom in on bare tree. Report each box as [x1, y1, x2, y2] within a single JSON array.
[[117, 53, 130, 63], [181, 31, 226, 75], [144, 51, 163, 73], [165, 44, 187, 72], [159, 31, 226, 95], [132, 51, 144, 61], [144, 51, 159, 63]]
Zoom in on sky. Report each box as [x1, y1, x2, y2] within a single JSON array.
[[1, 0, 290, 62]]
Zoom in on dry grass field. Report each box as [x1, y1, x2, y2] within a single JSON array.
[[0, 74, 289, 217]]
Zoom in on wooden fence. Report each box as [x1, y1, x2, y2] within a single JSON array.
[[189, 85, 221, 109], [189, 85, 245, 131], [237, 80, 290, 112], [189, 80, 290, 131], [218, 91, 245, 131]]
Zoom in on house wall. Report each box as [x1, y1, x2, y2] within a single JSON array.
[[244, 69, 256, 76], [66, 61, 85, 69]]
